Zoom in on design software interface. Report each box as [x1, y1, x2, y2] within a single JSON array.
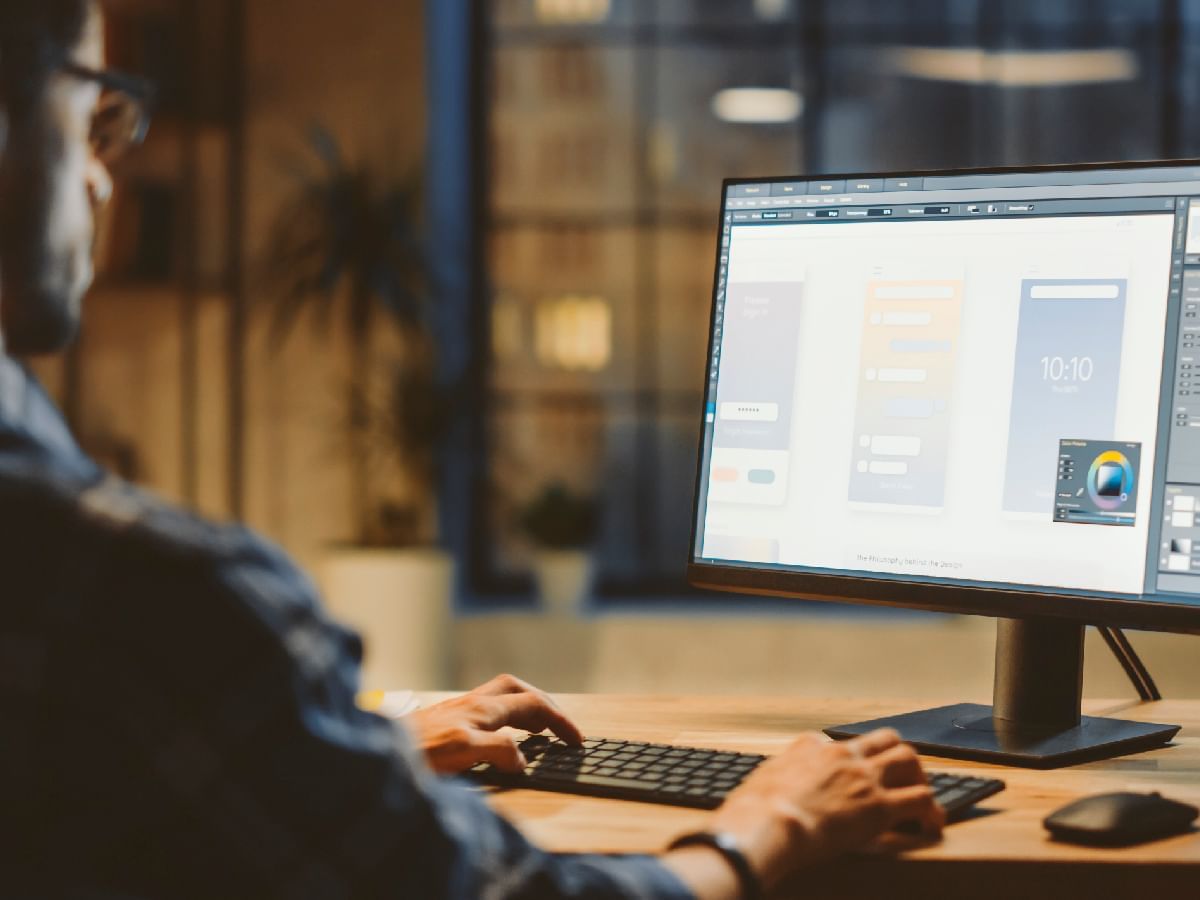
[[693, 165, 1200, 604]]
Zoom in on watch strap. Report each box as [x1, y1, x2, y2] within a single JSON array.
[[667, 830, 765, 900]]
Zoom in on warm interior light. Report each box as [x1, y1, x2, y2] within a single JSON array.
[[711, 87, 804, 125], [535, 0, 611, 24], [890, 47, 1139, 87], [534, 295, 612, 372]]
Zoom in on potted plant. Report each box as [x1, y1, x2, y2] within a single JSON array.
[[518, 483, 600, 616], [260, 126, 456, 689]]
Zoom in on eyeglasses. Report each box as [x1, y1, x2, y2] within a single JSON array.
[[59, 61, 156, 166]]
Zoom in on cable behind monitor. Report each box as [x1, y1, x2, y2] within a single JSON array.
[[1097, 626, 1162, 701]]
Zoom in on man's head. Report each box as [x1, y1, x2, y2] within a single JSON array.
[[0, 0, 109, 355]]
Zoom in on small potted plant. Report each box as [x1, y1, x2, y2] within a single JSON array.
[[518, 483, 600, 616]]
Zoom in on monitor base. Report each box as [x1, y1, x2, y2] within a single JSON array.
[[824, 702, 1179, 768]]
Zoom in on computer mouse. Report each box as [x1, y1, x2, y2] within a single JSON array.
[[1044, 791, 1198, 846]]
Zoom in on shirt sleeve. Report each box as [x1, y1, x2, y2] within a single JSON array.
[[67, 478, 695, 900]]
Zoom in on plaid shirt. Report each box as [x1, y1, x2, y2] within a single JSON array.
[[0, 355, 692, 900]]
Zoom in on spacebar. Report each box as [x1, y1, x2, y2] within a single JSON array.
[[534, 772, 660, 791]]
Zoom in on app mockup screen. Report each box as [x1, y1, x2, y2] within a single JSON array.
[[693, 165, 1200, 603]]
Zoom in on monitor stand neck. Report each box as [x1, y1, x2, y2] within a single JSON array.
[[824, 616, 1179, 768], [993, 617, 1083, 732]]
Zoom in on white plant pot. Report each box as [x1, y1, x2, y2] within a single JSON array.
[[319, 547, 455, 691], [532, 549, 595, 617]]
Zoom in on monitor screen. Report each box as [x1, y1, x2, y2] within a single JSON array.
[[690, 162, 1200, 620]]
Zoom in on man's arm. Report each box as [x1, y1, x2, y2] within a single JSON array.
[[54, 476, 937, 898], [71, 489, 693, 899]]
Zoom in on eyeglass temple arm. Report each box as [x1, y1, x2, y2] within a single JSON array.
[[59, 61, 157, 106]]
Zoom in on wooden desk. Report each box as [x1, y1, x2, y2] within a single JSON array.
[[435, 694, 1200, 899]]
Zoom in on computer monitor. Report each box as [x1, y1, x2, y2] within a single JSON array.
[[688, 160, 1200, 767]]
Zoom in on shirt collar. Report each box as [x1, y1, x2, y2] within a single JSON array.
[[0, 352, 94, 475]]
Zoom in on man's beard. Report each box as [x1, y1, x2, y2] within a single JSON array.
[[1, 286, 83, 355], [0, 232, 88, 356]]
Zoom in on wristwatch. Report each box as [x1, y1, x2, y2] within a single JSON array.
[[666, 830, 765, 900]]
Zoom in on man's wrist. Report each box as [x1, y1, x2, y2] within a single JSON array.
[[667, 831, 765, 900], [661, 844, 742, 900]]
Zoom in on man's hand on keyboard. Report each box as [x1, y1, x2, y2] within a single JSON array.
[[404, 674, 584, 775], [669, 728, 943, 896]]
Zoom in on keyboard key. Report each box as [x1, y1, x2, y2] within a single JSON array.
[[934, 788, 971, 807]]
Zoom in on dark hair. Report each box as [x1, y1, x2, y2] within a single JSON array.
[[0, 0, 91, 114]]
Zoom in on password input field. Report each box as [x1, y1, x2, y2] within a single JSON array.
[[1029, 284, 1120, 300], [720, 402, 779, 422]]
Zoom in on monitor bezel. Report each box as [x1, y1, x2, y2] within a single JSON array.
[[688, 157, 1200, 635]]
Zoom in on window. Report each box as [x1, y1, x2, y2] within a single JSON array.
[[473, 0, 1200, 598]]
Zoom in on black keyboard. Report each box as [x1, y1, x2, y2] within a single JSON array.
[[471, 735, 1005, 817]]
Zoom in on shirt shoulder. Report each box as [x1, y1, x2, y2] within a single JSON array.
[[0, 450, 330, 650]]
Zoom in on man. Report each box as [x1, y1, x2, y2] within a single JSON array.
[[0, 2, 943, 897]]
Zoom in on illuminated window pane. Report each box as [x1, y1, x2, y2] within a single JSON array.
[[490, 46, 637, 215]]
